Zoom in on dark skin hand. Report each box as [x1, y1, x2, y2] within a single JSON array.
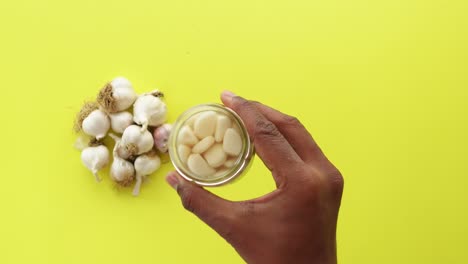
[[166, 91, 344, 264]]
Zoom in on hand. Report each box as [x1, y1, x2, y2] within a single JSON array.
[[166, 91, 344, 264]]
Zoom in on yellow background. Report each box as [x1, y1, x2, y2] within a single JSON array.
[[0, 0, 467, 263]]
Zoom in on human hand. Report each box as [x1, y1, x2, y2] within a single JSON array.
[[166, 91, 344, 264]]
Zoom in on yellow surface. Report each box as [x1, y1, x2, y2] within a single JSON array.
[[0, 0, 467, 263]]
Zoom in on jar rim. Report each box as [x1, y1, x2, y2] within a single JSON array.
[[168, 103, 254, 186]]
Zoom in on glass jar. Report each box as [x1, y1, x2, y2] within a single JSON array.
[[168, 104, 254, 186]]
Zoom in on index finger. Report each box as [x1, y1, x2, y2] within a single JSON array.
[[221, 91, 302, 187]]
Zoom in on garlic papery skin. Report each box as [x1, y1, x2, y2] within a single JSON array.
[[110, 135, 135, 187], [109, 111, 133, 134], [97, 77, 137, 113], [74, 133, 92, 151], [133, 91, 167, 131], [82, 109, 110, 140], [81, 145, 110, 182], [153, 124, 172, 153], [117, 125, 154, 160], [133, 152, 161, 196]]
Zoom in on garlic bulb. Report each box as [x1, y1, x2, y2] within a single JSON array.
[[109, 134, 135, 187], [81, 144, 110, 182], [133, 152, 161, 196], [117, 125, 154, 160], [133, 90, 167, 131], [153, 124, 172, 153], [74, 102, 109, 140], [82, 109, 110, 140], [97, 77, 137, 113], [109, 111, 133, 134]]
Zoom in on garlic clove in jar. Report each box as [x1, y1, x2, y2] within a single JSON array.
[[133, 152, 161, 196], [117, 125, 154, 160], [203, 143, 227, 168], [193, 111, 217, 139], [214, 115, 231, 142], [109, 111, 133, 134], [153, 124, 172, 153], [81, 144, 110, 182], [97, 77, 137, 113], [187, 154, 216, 177], [133, 90, 167, 131], [223, 128, 242, 156]]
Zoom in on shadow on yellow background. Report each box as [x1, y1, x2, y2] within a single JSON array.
[[0, 0, 467, 263]]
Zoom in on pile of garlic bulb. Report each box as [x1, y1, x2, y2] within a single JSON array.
[[74, 77, 172, 196]]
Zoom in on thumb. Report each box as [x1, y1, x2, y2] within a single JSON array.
[[166, 171, 238, 239]]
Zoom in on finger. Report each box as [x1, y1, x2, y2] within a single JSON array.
[[252, 102, 326, 163], [166, 171, 238, 238], [221, 91, 302, 186]]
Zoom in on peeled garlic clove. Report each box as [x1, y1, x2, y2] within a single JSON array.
[[224, 157, 237, 168], [177, 144, 191, 164], [192, 136, 215, 154], [133, 152, 161, 196], [177, 125, 199, 146], [81, 145, 110, 182], [186, 113, 200, 129], [214, 167, 230, 178], [133, 91, 167, 131], [215, 115, 231, 142], [193, 111, 217, 139], [82, 109, 110, 140], [153, 124, 172, 153], [203, 143, 227, 168], [97, 77, 137, 113], [118, 125, 154, 159], [109, 111, 133, 134], [223, 128, 242, 156], [187, 154, 215, 177]]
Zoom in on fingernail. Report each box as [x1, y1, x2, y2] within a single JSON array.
[[166, 172, 180, 190], [221, 90, 236, 102]]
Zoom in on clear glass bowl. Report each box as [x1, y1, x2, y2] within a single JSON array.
[[168, 104, 254, 186]]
